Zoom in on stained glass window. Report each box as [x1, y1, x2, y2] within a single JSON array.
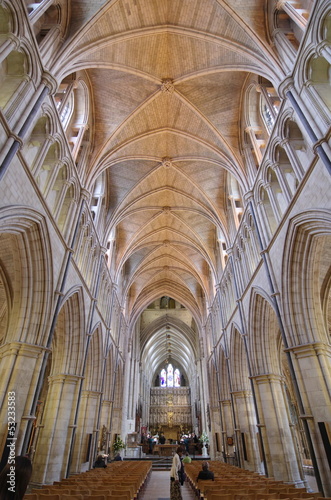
[[174, 368, 180, 387], [159, 364, 181, 387], [160, 369, 166, 387], [167, 364, 174, 387]]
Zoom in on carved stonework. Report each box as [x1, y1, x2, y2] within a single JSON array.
[[149, 387, 192, 428], [161, 79, 175, 94], [162, 157, 173, 168]]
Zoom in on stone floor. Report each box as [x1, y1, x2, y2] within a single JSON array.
[[141, 470, 196, 500]]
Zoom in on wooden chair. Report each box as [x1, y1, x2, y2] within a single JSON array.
[[268, 488, 290, 495], [88, 489, 113, 496], [203, 485, 229, 499], [38, 489, 71, 495], [234, 493, 257, 500], [59, 495, 83, 500], [280, 493, 304, 499], [84, 496, 106, 500], [290, 498, 314, 500], [93, 489, 131, 500], [103, 495, 130, 500], [36, 495, 60, 500], [255, 492, 278, 499], [208, 493, 234, 500], [299, 494, 322, 499], [112, 484, 136, 498], [197, 480, 219, 494]]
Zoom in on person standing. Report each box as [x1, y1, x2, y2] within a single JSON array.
[[170, 446, 184, 500]]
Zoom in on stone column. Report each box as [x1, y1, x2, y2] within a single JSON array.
[[287, 342, 331, 496], [222, 400, 233, 452], [276, 1, 308, 30], [0, 342, 48, 456], [316, 42, 331, 65], [70, 389, 101, 473], [71, 124, 89, 161], [40, 26, 62, 66], [232, 390, 264, 473], [0, 34, 20, 64], [242, 145, 258, 186], [272, 29, 296, 72], [271, 162, 292, 203], [264, 182, 282, 222], [57, 81, 77, 117], [32, 374, 82, 485], [245, 127, 263, 164], [103, 400, 113, 456], [0, 72, 57, 180], [30, 135, 56, 177], [280, 139, 305, 180], [256, 85, 278, 121], [253, 374, 303, 484], [29, 0, 56, 24]]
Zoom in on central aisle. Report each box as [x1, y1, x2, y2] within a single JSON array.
[[141, 470, 196, 500]]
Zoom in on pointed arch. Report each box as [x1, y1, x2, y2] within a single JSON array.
[[229, 324, 250, 393], [0, 206, 53, 346], [282, 209, 331, 346], [248, 287, 283, 376], [85, 325, 104, 393], [51, 287, 86, 375]]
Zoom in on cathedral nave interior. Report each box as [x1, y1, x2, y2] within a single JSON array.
[[0, 0, 330, 496]]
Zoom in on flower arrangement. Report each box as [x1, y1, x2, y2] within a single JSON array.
[[199, 431, 209, 444], [113, 435, 126, 453]]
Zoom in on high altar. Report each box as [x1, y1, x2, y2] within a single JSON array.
[[149, 387, 192, 441]]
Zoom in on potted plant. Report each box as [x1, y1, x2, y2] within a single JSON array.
[[113, 435, 126, 458], [199, 431, 209, 457]]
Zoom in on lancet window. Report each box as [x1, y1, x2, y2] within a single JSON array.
[[160, 364, 181, 388]]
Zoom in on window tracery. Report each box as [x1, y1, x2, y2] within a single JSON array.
[[160, 364, 181, 387]]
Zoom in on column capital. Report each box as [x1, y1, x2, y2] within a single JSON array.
[[316, 41, 331, 59], [280, 137, 291, 149], [41, 71, 58, 95], [250, 373, 283, 384], [276, 0, 286, 9], [7, 33, 20, 49], [81, 389, 103, 398], [231, 390, 253, 399], [0, 341, 50, 358], [278, 76, 295, 100], [48, 373, 83, 384], [9, 133, 23, 149], [284, 341, 331, 357], [243, 190, 254, 203], [80, 188, 91, 202]]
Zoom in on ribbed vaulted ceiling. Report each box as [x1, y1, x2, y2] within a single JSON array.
[[53, 0, 283, 370]]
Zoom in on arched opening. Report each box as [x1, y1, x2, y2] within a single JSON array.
[[0, 50, 28, 109]]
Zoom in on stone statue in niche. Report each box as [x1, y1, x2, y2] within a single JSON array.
[[100, 425, 107, 450]]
